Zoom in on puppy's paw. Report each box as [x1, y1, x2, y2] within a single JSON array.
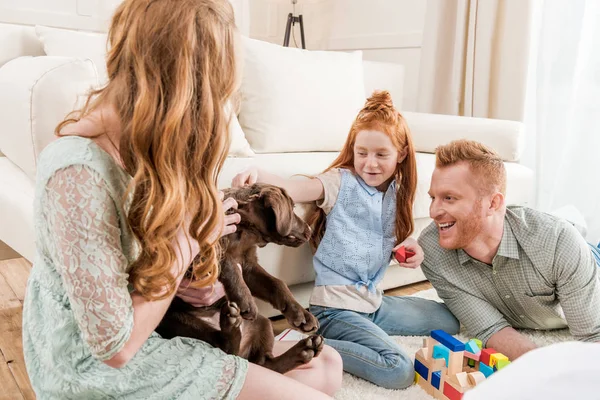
[[229, 290, 258, 320], [296, 334, 324, 364], [220, 301, 242, 332], [283, 303, 319, 333]]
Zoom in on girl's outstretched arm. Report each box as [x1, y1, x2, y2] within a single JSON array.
[[231, 166, 324, 203]]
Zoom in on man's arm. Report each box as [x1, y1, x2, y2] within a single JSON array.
[[554, 223, 600, 341], [417, 247, 511, 347], [486, 327, 537, 360]]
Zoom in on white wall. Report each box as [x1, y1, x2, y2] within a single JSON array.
[[0, 0, 250, 34], [249, 0, 426, 111], [0, 0, 423, 109]]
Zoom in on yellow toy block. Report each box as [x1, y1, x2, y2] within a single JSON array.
[[490, 353, 509, 367]]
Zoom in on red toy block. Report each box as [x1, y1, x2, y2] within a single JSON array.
[[480, 348, 497, 367], [443, 381, 463, 400], [394, 246, 416, 263]]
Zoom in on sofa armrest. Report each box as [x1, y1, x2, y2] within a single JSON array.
[[403, 111, 525, 162]]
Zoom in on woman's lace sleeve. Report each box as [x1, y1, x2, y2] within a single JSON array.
[[43, 164, 134, 361]]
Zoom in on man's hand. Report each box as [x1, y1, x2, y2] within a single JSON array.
[[486, 327, 538, 360]]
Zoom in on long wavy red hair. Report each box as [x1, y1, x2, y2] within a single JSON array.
[[56, 0, 239, 300], [306, 90, 417, 250]]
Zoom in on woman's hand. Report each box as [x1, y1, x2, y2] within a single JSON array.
[[393, 237, 424, 269], [209, 191, 241, 242], [176, 279, 226, 307], [231, 166, 259, 187]]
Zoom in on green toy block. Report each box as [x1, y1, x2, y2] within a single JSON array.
[[496, 359, 511, 370]]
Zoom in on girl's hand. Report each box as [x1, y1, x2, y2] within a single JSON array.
[[231, 166, 259, 187], [393, 237, 424, 269]]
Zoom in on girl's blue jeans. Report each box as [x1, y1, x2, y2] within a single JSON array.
[[309, 296, 459, 390]]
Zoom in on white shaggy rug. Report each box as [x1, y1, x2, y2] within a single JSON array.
[[332, 288, 574, 400]]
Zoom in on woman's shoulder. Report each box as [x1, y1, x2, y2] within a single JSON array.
[[37, 136, 128, 192]]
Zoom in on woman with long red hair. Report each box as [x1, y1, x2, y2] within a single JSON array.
[[22, 0, 341, 398], [233, 90, 459, 389]]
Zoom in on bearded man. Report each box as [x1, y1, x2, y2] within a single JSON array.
[[418, 139, 600, 360]]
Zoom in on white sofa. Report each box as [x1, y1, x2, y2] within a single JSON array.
[[0, 23, 534, 316]]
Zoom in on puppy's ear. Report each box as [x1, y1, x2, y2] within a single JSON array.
[[261, 186, 294, 237]]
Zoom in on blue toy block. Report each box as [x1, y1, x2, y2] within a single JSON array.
[[432, 344, 450, 367], [431, 330, 465, 352], [465, 340, 480, 354], [415, 358, 429, 380], [431, 371, 441, 390], [479, 363, 494, 378]]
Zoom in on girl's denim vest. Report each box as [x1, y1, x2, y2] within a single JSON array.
[[313, 169, 397, 292]]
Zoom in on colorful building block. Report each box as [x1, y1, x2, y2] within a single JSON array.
[[479, 348, 497, 366], [431, 371, 442, 390], [443, 380, 463, 400], [415, 358, 429, 380], [394, 246, 416, 263], [431, 330, 466, 352], [413, 331, 510, 400], [496, 359, 511, 371], [490, 353, 509, 367], [479, 363, 494, 378], [464, 340, 481, 354], [433, 344, 450, 367]]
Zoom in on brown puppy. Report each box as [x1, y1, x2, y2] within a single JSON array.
[[157, 183, 323, 374]]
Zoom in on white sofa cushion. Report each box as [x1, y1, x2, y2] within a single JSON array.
[[33, 26, 254, 157], [0, 23, 44, 68], [239, 36, 366, 153], [35, 25, 109, 84], [404, 111, 526, 162], [0, 56, 99, 180]]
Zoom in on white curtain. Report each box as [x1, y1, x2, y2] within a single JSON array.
[[524, 0, 600, 243], [418, 0, 533, 121]]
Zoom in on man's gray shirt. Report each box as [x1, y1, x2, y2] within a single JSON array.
[[418, 206, 600, 345]]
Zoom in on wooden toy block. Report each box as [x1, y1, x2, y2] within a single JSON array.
[[479, 363, 494, 378], [431, 330, 466, 352], [496, 359, 511, 371], [448, 351, 464, 376], [431, 371, 442, 390], [465, 340, 481, 354], [490, 353, 509, 367], [416, 372, 433, 396], [443, 380, 464, 400], [467, 371, 486, 386], [394, 246, 416, 263], [413, 331, 511, 400], [431, 357, 447, 371], [479, 348, 497, 366], [426, 338, 436, 359], [454, 372, 469, 388], [433, 344, 450, 367]]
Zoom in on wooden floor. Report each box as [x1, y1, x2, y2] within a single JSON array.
[[0, 251, 431, 399], [0, 257, 35, 400]]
